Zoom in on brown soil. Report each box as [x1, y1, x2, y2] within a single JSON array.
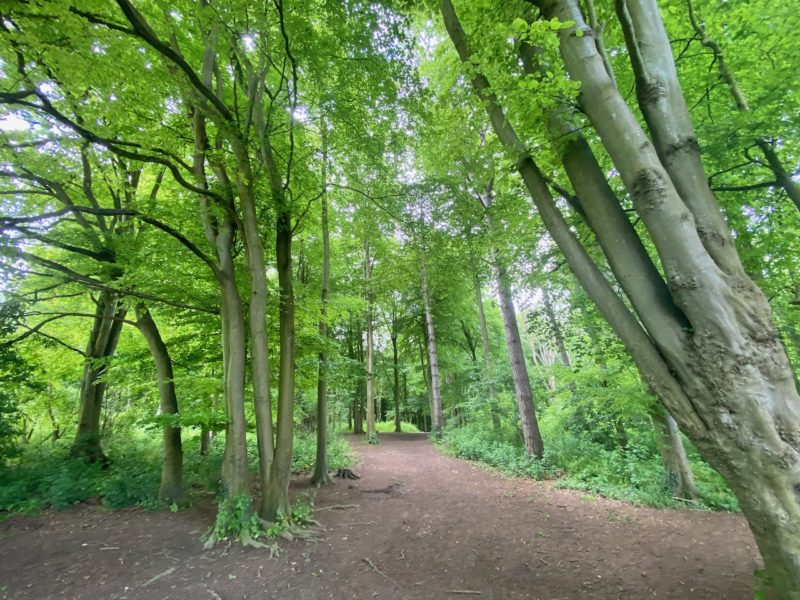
[[0, 433, 760, 599]]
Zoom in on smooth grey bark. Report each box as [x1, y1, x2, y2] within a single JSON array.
[[518, 40, 689, 363], [134, 303, 183, 504], [365, 239, 378, 443], [493, 255, 544, 457], [471, 256, 501, 431], [231, 138, 274, 516], [262, 210, 295, 521], [615, 0, 741, 277], [190, 108, 249, 502], [475, 179, 543, 456], [420, 254, 444, 437], [72, 290, 125, 463], [541, 1, 800, 592], [311, 129, 332, 486], [391, 307, 402, 433], [650, 408, 700, 501]]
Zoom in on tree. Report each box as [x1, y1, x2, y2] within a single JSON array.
[[440, 0, 800, 593]]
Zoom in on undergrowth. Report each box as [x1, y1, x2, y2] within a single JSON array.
[[441, 422, 738, 511], [0, 427, 353, 517]]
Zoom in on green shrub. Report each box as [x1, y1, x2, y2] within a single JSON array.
[[441, 420, 737, 510], [441, 424, 554, 480], [375, 421, 420, 433], [289, 429, 352, 473]]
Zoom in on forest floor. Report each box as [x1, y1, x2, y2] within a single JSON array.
[[0, 433, 760, 599]]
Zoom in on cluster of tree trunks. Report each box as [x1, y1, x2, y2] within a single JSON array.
[[442, 0, 800, 593]]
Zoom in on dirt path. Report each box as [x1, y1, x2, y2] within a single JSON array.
[[0, 433, 759, 599]]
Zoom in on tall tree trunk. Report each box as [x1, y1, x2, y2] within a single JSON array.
[[218, 248, 250, 500], [263, 211, 295, 522], [420, 257, 443, 437], [200, 426, 211, 456], [190, 106, 250, 506], [311, 130, 332, 486], [492, 255, 544, 458], [223, 133, 275, 518], [419, 329, 433, 433], [134, 303, 183, 504], [72, 290, 125, 463], [402, 371, 408, 425], [471, 255, 501, 431], [391, 314, 402, 433], [365, 239, 378, 443]]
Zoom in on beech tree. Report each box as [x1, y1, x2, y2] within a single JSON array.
[[440, 0, 800, 593]]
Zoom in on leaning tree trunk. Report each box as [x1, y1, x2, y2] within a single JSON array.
[[420, 257, 444, 437], [134, 303, 183, 504], [262, 210, 296, 522], [72, 290, 126, 463], [650, 408, 700, 501], [546, 0, 800, 591], [364, 239, 378, 444], [477, 180, 543, 457], [492, 254, 544, 458], [444, 0, 800, 593]]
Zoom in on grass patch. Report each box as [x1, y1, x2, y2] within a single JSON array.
[[376, 421, 420, 433]]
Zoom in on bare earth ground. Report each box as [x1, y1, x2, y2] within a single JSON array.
[[0, 433, 760, 599]]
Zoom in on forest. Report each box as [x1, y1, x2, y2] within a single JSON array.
[[0, 0, 798, 597]]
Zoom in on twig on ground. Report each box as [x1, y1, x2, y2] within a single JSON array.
[[672, 496, 701, 505], [206, 589, 222, 600], [363, 557, 395, 582], [338, 521, 375, 527], [447, 591, 482, 595], [316, 504, 360, 512], [141, 567, 176, 587], [396, 549, 405, 560]]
